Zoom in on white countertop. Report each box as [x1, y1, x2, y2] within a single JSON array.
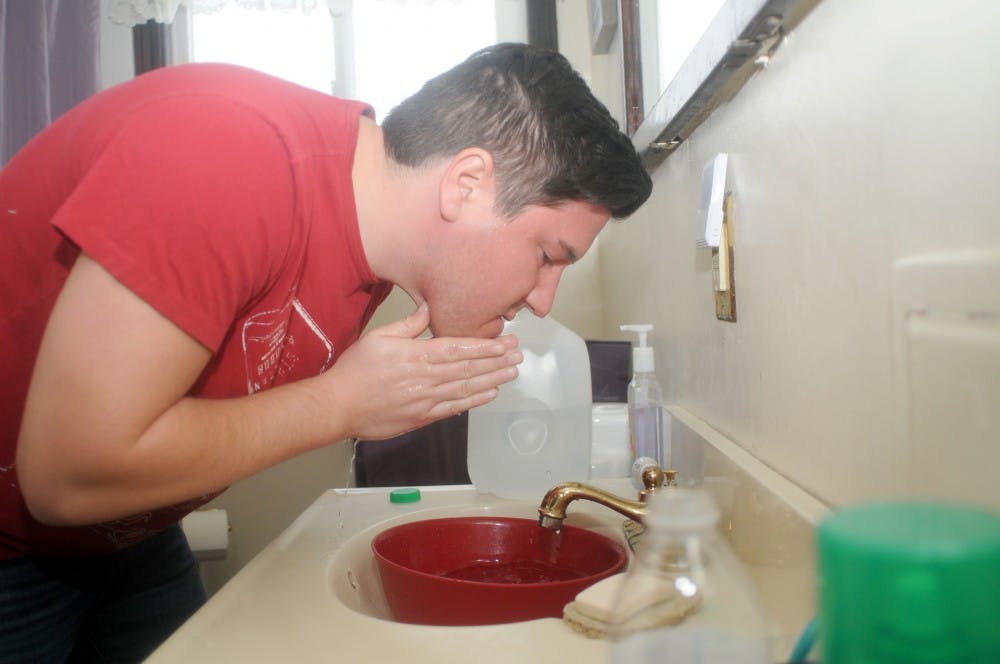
[[149, 485, 628, 663], [149, 407, 827, 663]]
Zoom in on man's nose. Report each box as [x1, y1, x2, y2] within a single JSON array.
[[524, 266, 565, 318]]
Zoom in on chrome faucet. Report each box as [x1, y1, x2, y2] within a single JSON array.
[[537, 465, 677, 530]]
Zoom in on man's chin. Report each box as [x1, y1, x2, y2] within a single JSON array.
[[481, 317, 506, 338], [430, 317, 505, 339]]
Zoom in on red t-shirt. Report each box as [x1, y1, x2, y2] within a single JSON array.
[[0, 63, 391, 558]]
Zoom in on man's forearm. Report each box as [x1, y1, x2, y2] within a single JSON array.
[[20, 372, 346, 526]]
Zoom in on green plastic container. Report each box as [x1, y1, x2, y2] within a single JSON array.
[[818, 502, 1000, 664]]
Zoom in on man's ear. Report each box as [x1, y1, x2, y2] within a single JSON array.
[[439, 147, 495, 223]]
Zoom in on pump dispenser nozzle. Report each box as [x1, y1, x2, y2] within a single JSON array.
[[620, 324, 651, 346], [620, 324, 655, 373]]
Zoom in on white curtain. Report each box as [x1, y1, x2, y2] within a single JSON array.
[[108, 0, 336, 26], [0, 0, 101, 165], [105, 0, 477, 26]]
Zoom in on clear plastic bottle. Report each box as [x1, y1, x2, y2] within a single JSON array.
[[608, 488, 772, 663], [620, 325, 664, 471]]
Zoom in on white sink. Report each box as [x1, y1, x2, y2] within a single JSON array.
[[148, 406, 827, 663], [149, 484, 638, 663]]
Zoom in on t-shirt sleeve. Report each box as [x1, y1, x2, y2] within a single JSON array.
[[51, 96, 298, 351]]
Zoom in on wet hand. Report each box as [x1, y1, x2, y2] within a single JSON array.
[[324, 303, 521, 440]]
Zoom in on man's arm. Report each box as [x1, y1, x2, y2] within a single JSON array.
[[17, 254, 519, 526]]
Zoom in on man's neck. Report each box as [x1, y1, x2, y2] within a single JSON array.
[[352, 118, 441, 293], [352, 118, 395, 283]]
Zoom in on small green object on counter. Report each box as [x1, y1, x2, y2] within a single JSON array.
[[818, 501, 1000, 664], [389, 487, 421, 504]]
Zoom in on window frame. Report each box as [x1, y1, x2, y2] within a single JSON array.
[[623, 0, 821, 170]]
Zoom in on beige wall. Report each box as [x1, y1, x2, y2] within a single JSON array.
[[580, 0, 1000, 511], [198, 445, 352, 596]]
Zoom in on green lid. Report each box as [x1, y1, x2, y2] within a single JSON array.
[[389, 487, 421, 504], [818, 501, 1000, 664]]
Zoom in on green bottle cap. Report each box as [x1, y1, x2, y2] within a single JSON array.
[[818, 501, 1000, 664], [389, 487, 421, 504]]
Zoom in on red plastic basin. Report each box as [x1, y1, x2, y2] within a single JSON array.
[[371, 516, 627, 626]]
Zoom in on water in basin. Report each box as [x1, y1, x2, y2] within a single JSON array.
[[443, 559, 584, 584]]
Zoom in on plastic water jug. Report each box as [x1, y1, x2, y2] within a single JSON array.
[[467, 312, 592, 499]]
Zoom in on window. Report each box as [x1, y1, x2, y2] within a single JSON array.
[[349, 1, 497, 118], [626, 0, 820, 169], [186, 1, 524, 119], [648, 0, 726, 113], [191, 5, 337, 94]]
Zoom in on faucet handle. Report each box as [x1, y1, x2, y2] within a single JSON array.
[[638, 465, 680, 502], [664, 469, 678, 486], [640, 465, 665, 490], [640, 464, 681, 489]]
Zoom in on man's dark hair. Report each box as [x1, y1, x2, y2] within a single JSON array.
[[381, 43, 652, 219]]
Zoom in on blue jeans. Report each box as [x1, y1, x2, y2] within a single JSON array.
[[0, 524, 206, 663]]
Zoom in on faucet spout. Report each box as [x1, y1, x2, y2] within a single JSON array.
[[537, 482, 650, 531], [536, 465, 675, 530]]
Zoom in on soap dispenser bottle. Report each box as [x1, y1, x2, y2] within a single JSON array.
[[620, 324, 664, 470]]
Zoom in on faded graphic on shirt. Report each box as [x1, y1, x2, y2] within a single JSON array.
[[88, 495, 217, 549], [90, 513, 154, 548], [241, 296, 333, 394]]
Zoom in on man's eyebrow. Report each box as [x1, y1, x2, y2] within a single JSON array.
[[560, 240, 579, 264]]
